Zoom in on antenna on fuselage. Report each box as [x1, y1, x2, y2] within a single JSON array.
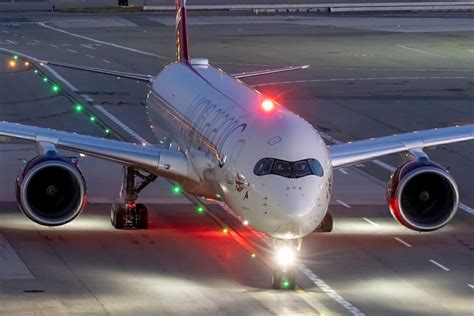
[[176, 0, 190, 63]]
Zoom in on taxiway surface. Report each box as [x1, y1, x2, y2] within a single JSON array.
[[0, 11, 473, 315]]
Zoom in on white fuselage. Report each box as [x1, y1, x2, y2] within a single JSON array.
[[146, 61, 332, 239]]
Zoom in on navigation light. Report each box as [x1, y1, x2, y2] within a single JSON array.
[[261, 99, 274, 112]]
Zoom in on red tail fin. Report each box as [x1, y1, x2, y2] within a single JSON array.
[[176, 0, 189, 63]]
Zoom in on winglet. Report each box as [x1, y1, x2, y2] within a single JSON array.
[[176, 0, 189, 63]]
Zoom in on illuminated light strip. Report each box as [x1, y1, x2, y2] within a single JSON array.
[[38, 22, 168, 60], [468, 284, 474, 289], [336, 199, 351, 208], [429, 259, 450, 272], [397, 45, 448, 59], [94, 105, 148, 145], [362, 217, 380, 227], [394, 237, 412, 248], [299, 265, 366, 316], [318, 131, 473, 215]]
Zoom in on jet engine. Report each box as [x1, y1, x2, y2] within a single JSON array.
[[16, 155, 87, 226], [387, 159, 458, 231]]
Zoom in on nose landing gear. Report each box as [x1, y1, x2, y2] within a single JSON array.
[[271, 238, 301, 290], [110, 167, 157, 229]]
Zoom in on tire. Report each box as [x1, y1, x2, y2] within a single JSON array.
[[320, 211, 333, 232], [272, 270, 283, 290], [136, 204, 149, 229], [111, 203, 126, 229]]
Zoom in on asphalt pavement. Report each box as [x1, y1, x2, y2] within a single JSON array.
[[0, 11, 473, 315]]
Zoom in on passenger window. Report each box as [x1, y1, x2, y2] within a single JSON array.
[[272, 160, 292, 177]]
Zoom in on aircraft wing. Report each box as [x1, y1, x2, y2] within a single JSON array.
[[39, 60, 154, 82], [329, 124, 474, 168], [231, 65, 309, 79], [0, 121, 191, 181]]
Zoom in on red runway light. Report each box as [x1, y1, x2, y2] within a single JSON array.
[[261, 99, 274, 112]]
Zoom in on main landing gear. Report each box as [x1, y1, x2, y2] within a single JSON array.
[[271, 238, 301, 290], [111, 167, 157, 229]]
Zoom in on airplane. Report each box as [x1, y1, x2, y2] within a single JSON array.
[[1, 0, 473, 290]]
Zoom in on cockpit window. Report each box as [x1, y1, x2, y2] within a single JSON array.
[[272, 160, 292, 177], [253, 158, 324, 178], [254, 158, 274, 176]]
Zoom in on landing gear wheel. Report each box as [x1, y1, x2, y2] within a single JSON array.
[[320, 211, 333, 232], [135, 203, 149, 229], [111, 203, 126, 229], [110, 203, 148, 229], [110, 167, 156, 230], [272, 270, 295, 290]]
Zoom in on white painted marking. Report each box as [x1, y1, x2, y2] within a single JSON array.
[[80, 94, 94, 102], [253, 76, 474, 88], [49, 44, 58, 48], [2, 30, 9, 34], [459, 202, 474, 215], [338, 168, 349, 175], [429, 259, 450, 272], [86, 54, 95, 59], [468, 284, 474, 289], [32, 39, 41, 43], [67, 49, 77, 54], [94, 105, 148, 145], [394, 237, 412, 248], [103, 59, 112, 64], [38, 22, 168, 60], [80, 43, 96, 50], [299, 264, 366, 316], [397, 45, 448, 59], [362, 217, 380, 227], [5, 40, 17, 44], [336, 199, 351, 208], [372, 159, 396, 172], [0, 234, 34, 279]]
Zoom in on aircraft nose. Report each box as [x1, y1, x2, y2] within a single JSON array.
[[269, 184, 325, 238]]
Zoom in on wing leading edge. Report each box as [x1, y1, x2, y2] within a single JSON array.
[[0, 121, 192, 182], [329, 124, 474, 168]]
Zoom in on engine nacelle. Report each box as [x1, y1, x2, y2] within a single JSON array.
[[16, 155, 87, 226], [387, 159, 458, 231]]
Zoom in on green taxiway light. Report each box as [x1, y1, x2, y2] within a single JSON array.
[[282, 279, 290, 288], [172, 185, 181, 195], [74, 104, 83, 112], [89, 116, 96, 122], [52, 85, 59, 93], [216, 193, 222, 199], [42, 77, 48, 83], [104, 128, 110, 134], [223, 227, 229, 234], [196, 205, 205, 214], [34, 69, 38, 74], [13, 55, 18, 60]]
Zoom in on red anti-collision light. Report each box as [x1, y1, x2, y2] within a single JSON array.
[[261, 99, 274, 112]]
